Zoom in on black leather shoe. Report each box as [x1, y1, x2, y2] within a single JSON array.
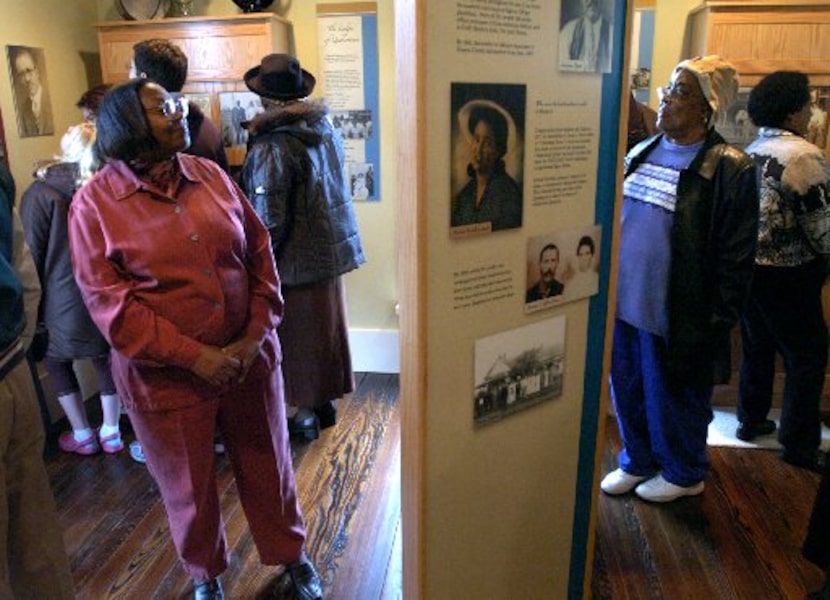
[[780, 448, 830, 474], [735, 419, 776, 441], [314, 401, 337, 430], [193, 578, 224, 600], [272, 558, 323, 600], [288, 409, 320, 442]]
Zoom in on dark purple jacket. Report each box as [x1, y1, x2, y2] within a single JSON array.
[[19, 162, 109, 360], [187, 102, 229, 173]]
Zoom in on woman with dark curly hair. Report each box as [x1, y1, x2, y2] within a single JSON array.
[[735, 71, 830, 474], [452, 104, 522, 231]]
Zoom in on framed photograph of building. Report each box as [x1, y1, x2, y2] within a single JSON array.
[[6, 45, 54, 137], [473, 316, 566, 426]]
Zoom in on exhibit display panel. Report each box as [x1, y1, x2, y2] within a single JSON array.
[[397, 0, 629, 597]]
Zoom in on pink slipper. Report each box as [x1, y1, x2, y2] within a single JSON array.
[[98, 430, 125, 454], [58, 431, 101, 455]]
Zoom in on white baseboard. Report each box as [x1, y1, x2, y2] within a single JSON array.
[[348, 328, 400, 374]]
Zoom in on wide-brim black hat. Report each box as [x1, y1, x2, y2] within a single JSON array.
[[244, 53, 316, 101]]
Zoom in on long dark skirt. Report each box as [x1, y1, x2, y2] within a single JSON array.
[[278, 276, 355, 410]]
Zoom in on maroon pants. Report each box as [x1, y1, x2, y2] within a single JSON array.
[[128, 354, 306, 581]]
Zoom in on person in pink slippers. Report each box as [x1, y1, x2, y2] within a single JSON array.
[[19, 122, 124, 456]]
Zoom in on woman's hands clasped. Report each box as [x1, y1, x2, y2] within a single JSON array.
[[222, 336, 263, 382], [192, 336, 262, 386], [192, 345, 242, 386]]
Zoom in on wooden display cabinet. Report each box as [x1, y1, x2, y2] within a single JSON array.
[[94, 13, 292, 165], [688, 1, 830, 87]]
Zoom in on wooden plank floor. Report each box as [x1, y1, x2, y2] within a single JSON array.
[[592, 410, 827, 600], [45, 372, 401, 600]]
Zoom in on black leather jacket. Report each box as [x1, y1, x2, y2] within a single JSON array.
[[624, 129, 758, 388], [241, 99, 365, 287]]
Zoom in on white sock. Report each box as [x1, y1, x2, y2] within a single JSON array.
[[73, 428, 94, 442], [99, 423, 120, 438]]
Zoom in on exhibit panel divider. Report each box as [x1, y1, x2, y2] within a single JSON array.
[[397, 1, 630, 598]]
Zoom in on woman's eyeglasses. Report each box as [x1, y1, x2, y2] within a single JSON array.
[[155, 96, 189, 119], [657, 83, 699, 103]]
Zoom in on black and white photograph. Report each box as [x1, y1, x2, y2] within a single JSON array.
[[473, 316, 566, 426], [218, 91, 263, 148], [524, 225, 602, 312], [349, 162, 375, 201], [450, 82, 526, 235], [187, 93, 213, 123], [558, 0, 614, 74], [332, 109, 373, 141], [806, 86, 830, 152], [717, 88, 757, 148], [7, 45, 54, 137]]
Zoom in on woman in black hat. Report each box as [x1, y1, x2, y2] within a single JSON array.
[[241, 54, 365, 442]]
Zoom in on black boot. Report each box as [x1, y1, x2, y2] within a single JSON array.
[[314, 401, 337, 430], [288, 408, 320, 441], [193, 578, 224, 600], [272, 557, 323, 600]]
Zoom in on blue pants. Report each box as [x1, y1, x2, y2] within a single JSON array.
[[610, 319, 713, 486]]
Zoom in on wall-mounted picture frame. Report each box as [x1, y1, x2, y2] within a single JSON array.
[[218, 91, 264, 149], [718, 87, 756, 149], [807, 86, 830, 153], [6, 45, 54, 137], [473, 316, 566, 426], [187, 92, 213, 123], [0, 105, 8, 167], [450, 81, 526, 236]]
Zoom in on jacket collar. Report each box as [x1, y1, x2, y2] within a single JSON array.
[[98, 154, 201, 201], [626, 128, 726, 180]]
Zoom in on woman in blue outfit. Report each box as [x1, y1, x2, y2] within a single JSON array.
[[600, 56, 759, 503]]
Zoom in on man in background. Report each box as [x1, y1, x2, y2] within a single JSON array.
[[12, 47, 54, 137], [559, 0, 612, 73], [131, 38, 229, 172], [526, 243, 564, 302]]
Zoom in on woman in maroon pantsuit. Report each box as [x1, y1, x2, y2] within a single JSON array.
[[68, 78, 322, 600]]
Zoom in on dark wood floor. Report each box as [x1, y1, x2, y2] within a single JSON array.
[[45, 369, 828, 599], [45, 372, 401, 600], [592, 403, 827, 600]]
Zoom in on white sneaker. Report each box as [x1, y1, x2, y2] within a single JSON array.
[[600, 468, 649, 495], [634, 474, 704, 503], [129, 440, 147, 464]]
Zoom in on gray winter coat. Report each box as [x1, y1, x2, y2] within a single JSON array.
[[241, 99, 365, 287]]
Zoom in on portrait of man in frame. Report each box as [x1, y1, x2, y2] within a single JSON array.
[[6, 45, 54, 137]]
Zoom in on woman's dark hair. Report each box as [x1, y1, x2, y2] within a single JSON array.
[[577, 235, 595, 255], [747, 71, 811, 128], [468, 105, 509, 157], [132, 39, 188, 92], [95, 78, 159, 162], [76, 83, 112, 116]]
